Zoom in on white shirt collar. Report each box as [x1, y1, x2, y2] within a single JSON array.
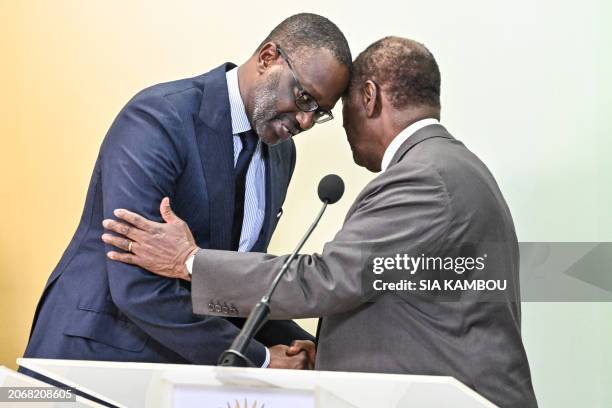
[[380, 118, 440, 171], [226, 67, 252, 134]]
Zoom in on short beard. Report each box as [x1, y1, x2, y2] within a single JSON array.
[[251, 70, 281, 143]]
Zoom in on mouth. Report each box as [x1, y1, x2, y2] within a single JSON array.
[[272, 120, 301, 141]]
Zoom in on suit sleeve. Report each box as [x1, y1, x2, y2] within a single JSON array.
[[192, 162, 452, 319], [100, 93, 267, 365]]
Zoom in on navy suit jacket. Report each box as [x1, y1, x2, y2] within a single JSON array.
[[23, 63, 314, 367]]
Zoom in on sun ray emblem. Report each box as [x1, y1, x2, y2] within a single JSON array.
[[219, 398, 265, 408]]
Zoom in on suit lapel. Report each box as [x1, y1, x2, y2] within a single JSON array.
[[195, 63, 236, 250], [262, 143, 281, 247], [249, 140, 288, 252]]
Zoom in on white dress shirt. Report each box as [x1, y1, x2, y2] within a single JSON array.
[[380, 118, 440, 172]]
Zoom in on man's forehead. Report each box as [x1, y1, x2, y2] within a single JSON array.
[[292, 49, 348, 108]]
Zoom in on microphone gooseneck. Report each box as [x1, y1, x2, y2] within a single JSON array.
[[217, 174, 344, 368]]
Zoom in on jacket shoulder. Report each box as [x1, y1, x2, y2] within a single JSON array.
[[135, 73, 205, 99], [123, 73, 208, 118]]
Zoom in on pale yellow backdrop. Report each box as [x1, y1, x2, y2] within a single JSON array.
[[2, 1, 611, 407]]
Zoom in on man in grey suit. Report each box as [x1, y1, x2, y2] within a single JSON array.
[[102, 37, 537, 407]]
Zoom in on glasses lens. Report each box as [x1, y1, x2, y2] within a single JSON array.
[[295, 93, 318, 112]]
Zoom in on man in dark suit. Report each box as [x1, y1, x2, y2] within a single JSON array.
[[22, 13, 351, 370], [102, 37, 538, 406]]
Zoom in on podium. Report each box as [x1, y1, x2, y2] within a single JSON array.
[[18, 358, 497, 407]]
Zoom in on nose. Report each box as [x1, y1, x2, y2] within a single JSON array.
[[295, 111, 315, 131]]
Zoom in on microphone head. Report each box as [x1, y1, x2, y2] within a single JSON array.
[[318, 174, 345, 204]]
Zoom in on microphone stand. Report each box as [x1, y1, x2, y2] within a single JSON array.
[[217, 201, 329, 367]]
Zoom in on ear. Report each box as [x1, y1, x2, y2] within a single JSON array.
[[256, 42, 281, 75], [361, 80, 380, 118]]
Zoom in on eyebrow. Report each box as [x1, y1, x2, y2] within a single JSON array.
[[284, 51, 334, 111], [302, 81, 334, 111], [292, 72, 324, 104]]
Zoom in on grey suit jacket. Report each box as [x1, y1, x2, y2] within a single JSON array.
[[192, 124, 537, 408]]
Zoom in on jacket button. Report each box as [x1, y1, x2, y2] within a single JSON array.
[[222, 303, 229, 314], [208, 303, 215, 311], [215, 304, 222, 313]]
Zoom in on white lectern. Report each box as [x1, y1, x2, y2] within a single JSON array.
[[18, 359, 497, 408], [0, 365, 101, 407]]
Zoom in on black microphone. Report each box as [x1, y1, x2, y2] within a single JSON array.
[[318, 174, 344, 204], [218, 174, 345, 368]]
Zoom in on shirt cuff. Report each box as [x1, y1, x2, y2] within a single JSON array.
[[185, 250, 198, 275], [261, 347, 270, 368]]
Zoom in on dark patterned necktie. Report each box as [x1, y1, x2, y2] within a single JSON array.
[[231, 130, 258, 250]]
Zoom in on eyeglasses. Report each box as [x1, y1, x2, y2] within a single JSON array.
[[276, 45, 334, 124]]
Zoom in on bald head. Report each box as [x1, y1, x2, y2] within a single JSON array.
[[352, 36, 440, 111]]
